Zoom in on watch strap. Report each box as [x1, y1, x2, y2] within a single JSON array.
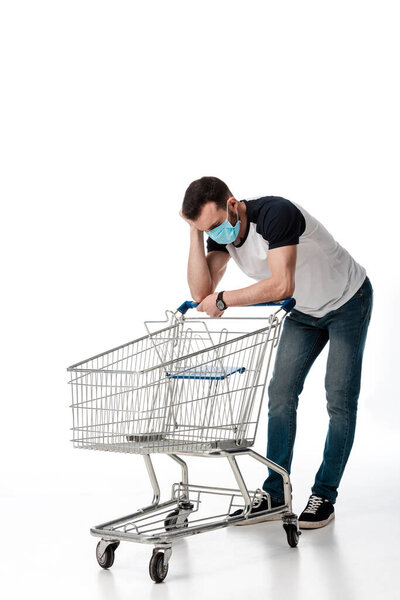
[[216, 291, 227, 310]]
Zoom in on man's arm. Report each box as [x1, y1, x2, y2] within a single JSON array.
[[186, 225, 230, 303], [197, 245, 297, 315]]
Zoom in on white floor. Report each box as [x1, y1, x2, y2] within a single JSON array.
[[2, 435, 399, 600]]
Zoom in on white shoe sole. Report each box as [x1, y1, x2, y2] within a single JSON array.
[[233, 511, 283, 526], [299, 512, 335, 529]]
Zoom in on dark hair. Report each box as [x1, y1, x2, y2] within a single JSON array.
[[182, 176, 233, 220]]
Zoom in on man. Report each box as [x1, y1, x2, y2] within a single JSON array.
[[180, 176, 373, 529]]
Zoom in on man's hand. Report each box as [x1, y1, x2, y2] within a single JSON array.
[[196, 292, 224, 317], [179, 209, 197, 230]]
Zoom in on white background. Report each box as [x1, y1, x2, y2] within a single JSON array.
[[1, 1, 399, 598]]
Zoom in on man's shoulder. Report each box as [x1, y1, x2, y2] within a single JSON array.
[[243, 196, 306, 249], [244, 196, 295, 223]]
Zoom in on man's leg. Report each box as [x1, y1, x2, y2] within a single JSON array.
[[262, 311, 329, 501], [311, 277, 373, 503]]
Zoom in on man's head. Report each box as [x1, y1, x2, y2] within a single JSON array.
[[182, 176, 239, 232]]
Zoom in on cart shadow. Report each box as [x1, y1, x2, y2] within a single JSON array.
[[224, 518, 356, 596]]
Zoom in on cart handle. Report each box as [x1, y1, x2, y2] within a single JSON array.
[[177, 297, 296, 315]]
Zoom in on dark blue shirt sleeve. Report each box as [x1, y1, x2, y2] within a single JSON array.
[[257, 198, 305, 249], [206, 236, 229, 254]]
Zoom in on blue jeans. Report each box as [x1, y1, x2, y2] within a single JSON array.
[[262, 275, 373, 504]]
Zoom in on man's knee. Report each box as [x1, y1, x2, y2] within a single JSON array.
[[268, 376, 297, 415], [325, 379, 360, 417]]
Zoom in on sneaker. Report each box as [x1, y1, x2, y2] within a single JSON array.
[[229, 495, 285, 526], [298, 494, 335, 529]]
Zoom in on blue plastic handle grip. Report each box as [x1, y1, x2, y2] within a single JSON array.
[[245, 298, 296, 312], [177, 297, 296, 315], [177, 301, 200, 314]]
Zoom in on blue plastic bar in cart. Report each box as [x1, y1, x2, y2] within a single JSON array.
[[177, 297, 296, 315], [166, 366, 246, 380]]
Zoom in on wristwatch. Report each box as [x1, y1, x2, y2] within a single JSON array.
[[216, 291, 228, 311]]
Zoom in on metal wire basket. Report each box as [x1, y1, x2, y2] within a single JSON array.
[[68, 304, 284, 454]]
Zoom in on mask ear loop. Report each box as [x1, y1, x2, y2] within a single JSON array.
[[226, 201, 239, 227]]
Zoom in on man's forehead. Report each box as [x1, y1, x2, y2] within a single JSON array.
[[195, 202, 225, 231]]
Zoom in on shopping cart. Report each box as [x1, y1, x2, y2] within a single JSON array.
[[67, 298, 300, 582]]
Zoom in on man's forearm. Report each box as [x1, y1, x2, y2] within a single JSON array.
[[223, 278, 291, 307], [187, 228, 213, 301]]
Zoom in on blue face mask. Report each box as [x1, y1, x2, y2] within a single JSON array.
[[206, 205, 241, 245]]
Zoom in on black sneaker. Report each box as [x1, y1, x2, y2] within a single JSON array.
[[229, 495, 285, 526], [298, 494, 335, 529]]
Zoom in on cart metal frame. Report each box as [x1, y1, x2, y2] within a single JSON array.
[[67, 299, 301, 582]]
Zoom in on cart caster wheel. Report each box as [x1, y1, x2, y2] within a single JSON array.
[[96, 541, 118, 569], [164, 509, 189, 531], [284, 524, 300, 547], [149, 551, 169, 583]]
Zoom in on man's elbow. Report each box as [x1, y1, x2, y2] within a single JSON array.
[[192, 294, 203, 303], [276, 280, 295, 299], [285, 283, 295, 298], [192, 288, 213, 303]]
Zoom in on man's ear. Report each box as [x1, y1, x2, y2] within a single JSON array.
[[227, 196, 237, 210]]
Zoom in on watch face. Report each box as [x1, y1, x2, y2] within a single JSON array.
[[216, 300, 225, 310]]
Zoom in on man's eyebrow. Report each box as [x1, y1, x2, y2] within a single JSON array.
[[208, 220, 223, 230]]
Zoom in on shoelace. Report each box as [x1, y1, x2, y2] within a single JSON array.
[[303, 495, 324, 514], [252, 490, 269, 509], [252, 496, 265, 509]]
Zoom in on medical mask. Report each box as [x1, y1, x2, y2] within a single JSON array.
[[206, 205, 241, 245]]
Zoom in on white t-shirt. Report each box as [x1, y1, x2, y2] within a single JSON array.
[[206, 196, 366, 318]]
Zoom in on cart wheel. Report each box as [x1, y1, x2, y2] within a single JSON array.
[[96, 541, 116, 569], [149, 551, 169, 583], [284, 524, 300, 548], [164, 509, 189, 531]]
